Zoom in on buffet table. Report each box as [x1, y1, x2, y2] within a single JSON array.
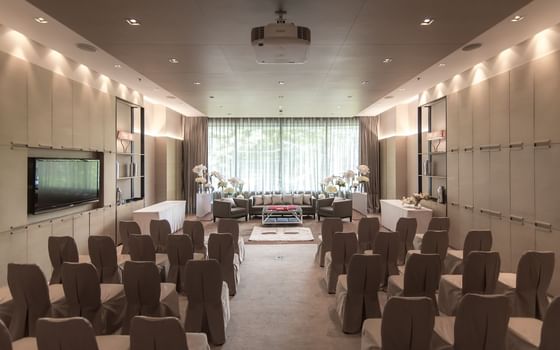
[[133, 200, 186, 234], [380, 199, 432, 234]]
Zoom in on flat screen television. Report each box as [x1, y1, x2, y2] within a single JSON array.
[[28, 158, 100, 214]]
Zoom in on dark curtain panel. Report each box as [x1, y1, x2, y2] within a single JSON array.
[[183, 117, 208, 213], [359, 116, 380, 212]]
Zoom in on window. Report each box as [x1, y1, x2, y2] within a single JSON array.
[[208, 118, 359, 192]]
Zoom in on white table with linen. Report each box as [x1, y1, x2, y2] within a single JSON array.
[[133, 200, 186, 235], [352, 192, 368, 215], [380, 199, 432, 234]]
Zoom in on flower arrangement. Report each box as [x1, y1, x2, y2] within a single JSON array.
[[321, 176, 334, 186], [343, 169, 355, 180], [357, 175, 369, 183], [335, 177, 346, 187], [195, 176, 207, 184], [318, 193, 326, 199], [325, 185, 338, 194], [192, 164, 207, 176], [402, 192, 429, 207], [224, 187, 235, 196], [358, 164, 370, 175]]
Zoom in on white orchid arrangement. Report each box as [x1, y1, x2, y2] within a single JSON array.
[[321, 175, 334, 186], [192, 164, 207, 176], [224, 187, 235, 195], [195, 176, 207, 184], [358, 164, 370, 176], [357, 175, 369, 183], [325, 185, 338, 194], [402, 192, 429, 206], [210, 170, 224, 181], [343, 169, 355, 180], [335, 177, 346, 187]]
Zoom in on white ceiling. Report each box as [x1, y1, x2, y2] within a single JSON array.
[[24, 0, 531, 117]]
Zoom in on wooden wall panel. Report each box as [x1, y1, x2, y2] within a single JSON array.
[[52, 73, 73, 149], [72, 82, 91, 150], [0, 148, 28, 232], [0, 228, 27, 285], [27, 222, 52, 278], [27, 65, 53, 148], [534, 51, 560, 143], [72, 213, 89, 255], [51, 217, 73, 237], [509, 64, 534, 145], [0, 53, 28, 146]]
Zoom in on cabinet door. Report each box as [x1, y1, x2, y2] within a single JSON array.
[[0, 52, 28, 146], [510, 64, 534, 145], [27, 65, 52, 148], [510, 147, 535, 221], [446, 93, 459, 150], [472, 80, 490, 148], [89, 208, 105, 236], [459, 207, 473, 248], [447, 151, 459, 204], [0, 228, 27, 284], [52, 73, 73, 149], [89, 89, 104, 151], [458, 152, 473, 206], [490, 73, 510, 146], [491, 217, 511, 272], [72, 82, 91, 150], [116, 203, 133, 244], [103, 206, 116, 241], [535, 145, 560, 228], [73, 213, 89, 255], [27, 222, 52, 278], [536, 227, 560, 295], [473, 150, 490, 228], [51, 217, 73, 237], [0, 147, 27, 232], [534, 51, 560, 143], [104, 152, 116, 206], [447, 204, 461, 248], [511, 222, 535, 275], [103, 94, 116, 152], [458, 88, 472, 149], [490, 150, 510, 216]]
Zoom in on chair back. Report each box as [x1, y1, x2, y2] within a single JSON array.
[[420, 230, 449, 265], [88, 235, 119, 283], [166, 235, 194, 292], [184, 260, 225, 345], [130, 316, 189, 350], [515, 251, 555, 319], [396, 217, 417, 265], [454, 294, 510, 350], [208, 233, 236, 296], [463, 230, 492, 257], [7, 263, 51, 339], [357, 217, 380, 253], [36, 317, 99, 350], [119, 220, 141, 254], [343, 254, 382, 333], [48, 236, 79, 284], [61, 263, 101, 323], [462, 251, 501, 295], [319, 217, 343, 267], [0, 320, 11, 350], [428, 217, 450, 231], [122, 261, 162, 333], [183, 220, 206, 255], [217, 219, 240, 255], [331, 232, 358, 273], [373, 231, 400, 286], [129, 235, 156, 262], [381, 296, 435, 350], [403, 254, 441, 312], [540, 297, 560, 350], [150, 219, 172, 253]]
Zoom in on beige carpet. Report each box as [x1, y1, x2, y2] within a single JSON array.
[[248, 226, 314, 242]]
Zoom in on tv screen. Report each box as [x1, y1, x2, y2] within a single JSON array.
[[28, 158, 100, 214]]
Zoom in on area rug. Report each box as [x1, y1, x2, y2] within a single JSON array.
[[248, 226, 314, 242]]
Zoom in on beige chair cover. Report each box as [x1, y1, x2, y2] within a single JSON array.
[[0, 287, 11, 328], [217, 218, 245, 262], [208, 233, 240, 296], [48, 236, 79, 284], [428, 217, 450, 231], [150, 219, 172, 253], [325, 232, 358, 294], [61, 263, 125, 334], [184, 260, 227, 345], [336, 254, 381, 334], [539, 296, 560, 350], [119, 220, 141, 255], [129, 316, 211, 350], [506, 297, 560, 350], [36, 317, 99, 350], [183, 220, 207, 257], [357, 217, 380, 254], [122, 261, 179, 333], [167, 235, 194, 293], [420, 230, 449, 266], [445, 229, 492, 274], [129, 234, 156, 262], [88, 236, 120, 284], [317, 217, 343, 267], [513, 251, 554, 319], [372, 231, 400, 286], [395, 217, 417, 266], [0, 320, 11, 350]]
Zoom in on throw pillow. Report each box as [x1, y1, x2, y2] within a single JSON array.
[[253, 195, 263, 206], [272, 194, 283, 205], [223, 198, 236, 207], [282, 194, 293, 204], [293, 194, 303, 205], [263, 195, 273, 205], [303, 194, 312, 205]]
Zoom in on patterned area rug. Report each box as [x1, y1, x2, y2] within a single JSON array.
[[248, 226, 314, 242]]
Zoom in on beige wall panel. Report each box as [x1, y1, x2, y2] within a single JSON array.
[[510, 148, 535, 221], [490, 150, 510, 216], [73, 213, 89, 255], [89, 208, 104, 236], [103, 94, 116, 152], [447, 204, 461, 248], [458, 88, 472, 149], [446, 93, 459, 150], [72, 82, 91, 150], [144, 136, 156, 205], [116, 202, 133, 244], [511, 222, 536, 276], [52, 74, 73, 149], [0, 228, 27, 286], [509, 64, 534, 145], [491, 217, 512, 272], [447, 152, 459, 204], [535, 227, 560, 295], [472, 80, 490, 147], [458, 152, 473, 205], [489, 73, 510, 146], [534, 51, 560, 143], [104, 152, 116, 206], [0, 148, 27, 232], [0, 53, 28, 146], [51, 217, 73, 237], [103, 206, 116, 241], [458, 208, 473, 248], [473, 151, 490, 229], [406, 136, 417, 195], [89, 89, 104, 151], [27, 65, 53, 148], [534, 146, 560, 228], [27, 222, 52, 277]]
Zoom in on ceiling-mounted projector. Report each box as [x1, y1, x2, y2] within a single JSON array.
[[251, 10, 310, 64]]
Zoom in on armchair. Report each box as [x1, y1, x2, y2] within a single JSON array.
[[212, 198, 249, 222], [317, 198, 353, 222]]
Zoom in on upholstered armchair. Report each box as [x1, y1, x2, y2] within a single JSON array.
[[317, 198, 353, 222], [212, 198, 249, 222]]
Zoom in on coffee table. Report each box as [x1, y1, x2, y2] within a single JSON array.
[[262, 205, 303, 225]]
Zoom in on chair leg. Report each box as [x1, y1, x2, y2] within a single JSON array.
[[213, 217, 216, 222]]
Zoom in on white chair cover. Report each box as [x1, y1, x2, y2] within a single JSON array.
[[357, 217, 380, 254], [317, 218, 343, 267], [217, 219, 245, 262], [208, 233, 240, 296], [325, 232, 358, 294]]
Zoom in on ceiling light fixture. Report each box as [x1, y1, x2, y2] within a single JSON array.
[[193, 81, 201, 85], [511, 15, 525, 22], [114, 64, 122, 69], [166, 95, 176, 99], [398, 88, 406, 92], [462, 43, 482, 51], [361, 80, 369, 85], [209, 96, 215, 99], [420, 17, 434, 26], [278, 81, 286, 85], [168, 58, 179, 64], [347, 96, 352, 98], [278, 95, 284, 99], [34, 17, 48, 24], [76, 43, 97, 52], [438, 63, 446, 67], [126, 18, 141, 26], [382, 58, 393, 64]]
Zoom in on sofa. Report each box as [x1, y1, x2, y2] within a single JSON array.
[[212, 198, 249, 222], [248, 193, 316, 218], [317, 198, 353, 221]]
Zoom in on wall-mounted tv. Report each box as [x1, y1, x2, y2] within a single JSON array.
[[28, 158, 100, 214]]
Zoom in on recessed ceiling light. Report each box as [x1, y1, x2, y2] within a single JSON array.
[[336, 106, 341, 109], [361, 80, 369, 85], [511, 15, 525, 22], [278, 105, 283, 109], [384, 95, 394, 99], [209, 96, 215, 99], [278, 81, 286, 85], [114, 64, 122, 69], [219, 105, 223, 108], [462, 43, 482, 51], [76, 43, 97, 52], [382, 58, 393, 64], [347, 96, 352, 98], [278, 95, 284, 99], [34, 17, 48, 24], [420, 17, 434, 26], [193, 81, 201, 85], [126, 18, 141, 26], [438, 63, 446, 67], [398, 88, 406, 92], [168, 58, 179, 64], [166, 95, 176, 99]]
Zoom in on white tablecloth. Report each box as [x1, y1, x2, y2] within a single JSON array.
[[133, 201, 186, 235], [352, 192, 368, 215], [196, 193, 212, 219], [380, 199, 432, 234]]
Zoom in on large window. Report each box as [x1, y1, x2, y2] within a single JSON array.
[[208, 118, 359, 192]]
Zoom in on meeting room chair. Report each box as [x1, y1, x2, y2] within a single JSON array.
[[413, 216, 450, 250], [119, 220, 142, 255], [88, 235, 121, 284], [149, 219, 172, 254], [128, 235, 168, 280], [395, 217, 417, 266], [367, 231, 400, 287], [166, 234, 195, 293], [48, 236, 79, 284], [405, 230, 449, 269], [183, 220, 207, 258], [317, 217, 343, 267], [445, 229, 492, 274], [216, 218, 245, 262], [325, 232, 358, 294], [208, 233, 240, 296], [357, 217, 380, 253], [130, 316, 211, 350]]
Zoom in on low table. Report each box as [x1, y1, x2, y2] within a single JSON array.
[[262, 205, 303, 225]]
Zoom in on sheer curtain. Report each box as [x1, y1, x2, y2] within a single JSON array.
[[208, 118, 359, 192]]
